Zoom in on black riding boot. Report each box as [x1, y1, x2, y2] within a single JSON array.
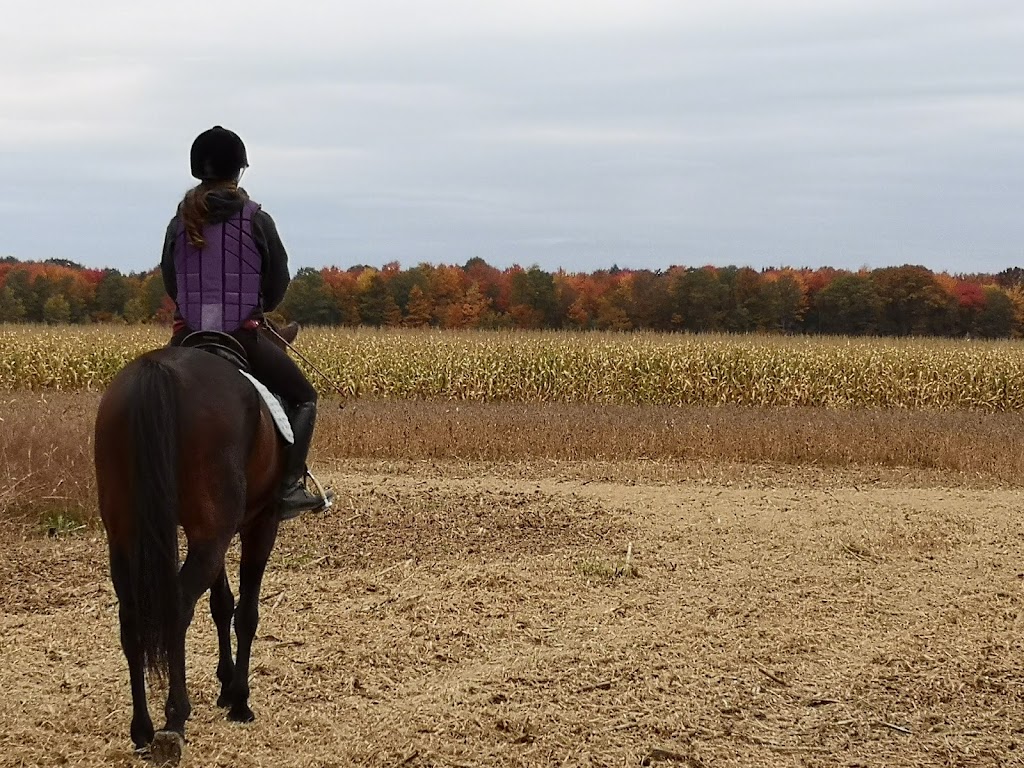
[[279, 402, 327, 520]]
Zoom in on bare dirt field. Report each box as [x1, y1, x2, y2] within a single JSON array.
[[2, 458, 1023, 767]]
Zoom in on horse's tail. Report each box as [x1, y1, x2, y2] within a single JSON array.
[[126, 357, 182, 678]]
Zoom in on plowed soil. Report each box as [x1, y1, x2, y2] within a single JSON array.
[[2, 460, 1023, 767]]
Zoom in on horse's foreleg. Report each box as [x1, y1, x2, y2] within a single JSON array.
[[162, 539, 229, 736], [210, 568, 236, 707], [226, 517, 279, 723], [111, 552, 155, 750]]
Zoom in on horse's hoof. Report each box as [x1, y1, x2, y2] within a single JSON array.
[[216, 692, 232, 708], [149, 730, 185, 766], [227, 704, 255, 723]]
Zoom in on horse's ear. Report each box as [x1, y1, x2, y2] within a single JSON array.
[[281, 321, 300, 344]]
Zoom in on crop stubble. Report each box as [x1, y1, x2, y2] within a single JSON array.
[[2, 461, 1023, 767]]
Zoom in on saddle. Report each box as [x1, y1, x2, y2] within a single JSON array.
[[180, 331, 250, 373]]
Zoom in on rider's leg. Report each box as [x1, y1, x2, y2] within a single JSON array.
[[232, 329, 326, 518], [278, 401, 323, 517]]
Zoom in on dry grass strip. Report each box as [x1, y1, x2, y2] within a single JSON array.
[[3, 392, 1024, 526]]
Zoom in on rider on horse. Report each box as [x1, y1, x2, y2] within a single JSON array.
[[159, 126, 327, 520]]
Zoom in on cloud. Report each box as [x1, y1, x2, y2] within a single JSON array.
[[2, 1, 1024, 273], [0, 65, 154, 146]]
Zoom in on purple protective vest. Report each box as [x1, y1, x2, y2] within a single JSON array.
[[174, 199, 263, 332]]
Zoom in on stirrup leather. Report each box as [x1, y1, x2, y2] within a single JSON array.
[[305, 469, 333, 511]]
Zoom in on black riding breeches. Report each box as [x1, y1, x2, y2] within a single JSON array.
[[170, 327, 317, 408]]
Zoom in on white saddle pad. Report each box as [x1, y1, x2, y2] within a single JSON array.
[[240, 370, 294, 444]]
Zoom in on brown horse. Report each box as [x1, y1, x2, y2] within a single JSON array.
[[94, 322, 300, 761]]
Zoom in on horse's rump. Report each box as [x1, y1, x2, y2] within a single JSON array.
[[96, 347, 282, 536]]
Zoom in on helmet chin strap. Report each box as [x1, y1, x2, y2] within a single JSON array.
[[237, 167, 247, 183]]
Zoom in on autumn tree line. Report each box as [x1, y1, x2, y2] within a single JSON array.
[[2, 255, 1024, 338]]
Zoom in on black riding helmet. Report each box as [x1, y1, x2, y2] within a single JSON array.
[[190, 126, 248, 181]]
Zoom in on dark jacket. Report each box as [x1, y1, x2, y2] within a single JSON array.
[[160, 189, 291, 314]]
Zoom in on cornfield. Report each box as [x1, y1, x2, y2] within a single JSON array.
[[1, 324, 1023, 410]]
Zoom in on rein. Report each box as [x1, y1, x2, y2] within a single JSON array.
[[261, 321, 351, 401]]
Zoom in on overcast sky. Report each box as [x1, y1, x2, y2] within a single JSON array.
[[2, 1, 1023, 275]]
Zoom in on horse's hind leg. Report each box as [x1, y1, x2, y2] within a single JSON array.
[[110, 550, 155, 750], [225, 517, 279, 723], [162, 538, 231, 737], [210, 567, 236, 707]]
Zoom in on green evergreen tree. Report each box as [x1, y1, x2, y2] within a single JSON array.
[[278, 268, 340, 325], [43, 294, 71, 324], [0, 286, 26, 322], [814, 274, 882, 335]]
